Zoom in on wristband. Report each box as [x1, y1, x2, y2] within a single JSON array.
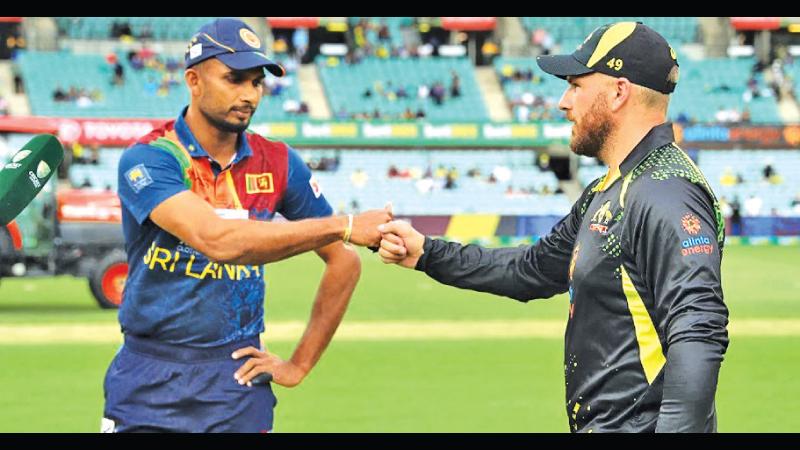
[[343, 213, 353, 244]]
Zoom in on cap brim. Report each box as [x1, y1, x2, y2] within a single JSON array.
[[216, 52, 286, 77], [536, 54, 593, 80]]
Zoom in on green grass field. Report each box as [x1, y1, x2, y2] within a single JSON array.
[[0, 245, 797, 432]]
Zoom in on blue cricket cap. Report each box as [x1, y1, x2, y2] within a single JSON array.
[[184, 18, 285, 77]]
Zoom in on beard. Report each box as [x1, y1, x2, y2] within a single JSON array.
[[569, 95, 613, 159], [200, 104, 256, 134]]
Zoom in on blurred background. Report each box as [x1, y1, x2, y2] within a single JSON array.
[[0, 17, 797, 432]]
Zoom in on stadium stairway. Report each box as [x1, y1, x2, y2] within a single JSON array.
[[498, 17, 528, 56], [475, 67, 512, 121], [0, 61, 29, 116], [298, 63, 331, 120]]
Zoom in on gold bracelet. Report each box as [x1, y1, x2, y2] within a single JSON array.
[[343, 213, 353, 244]]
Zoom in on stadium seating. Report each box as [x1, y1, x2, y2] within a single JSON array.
[[317, 57, 488, 121], [521, 17, 699, 46], [698, 149, 800, 216], [576, 150, 800, 217], [302, 149, 569, 215], [16, 50, 302, 121], [493, 56, 567, 122], [55, 17, 216, 41], [669, 57, 781, 124], [67, 147, 570, 215], [347, 17, 413, 53]]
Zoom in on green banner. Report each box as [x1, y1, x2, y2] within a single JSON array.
[[249, 121, 572, 147]]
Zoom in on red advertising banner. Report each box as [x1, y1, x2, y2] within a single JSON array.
[[266, 17, 321, 29], [729, 17, 782, 30], [0, 116, 167, 146], [440, 17, 497, 31], [57, 188, 122, 224]]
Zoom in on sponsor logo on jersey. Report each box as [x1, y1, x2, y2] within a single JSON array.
[[681, 235, 714, 256], [681, 213, 701, 235]]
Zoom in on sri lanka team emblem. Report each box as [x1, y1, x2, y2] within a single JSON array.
[[246, 173, 274, 194]]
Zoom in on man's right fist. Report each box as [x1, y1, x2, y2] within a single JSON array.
[[348, 203, 393, 248], [377, 220, 425, 269]]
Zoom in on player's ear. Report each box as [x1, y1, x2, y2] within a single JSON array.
[[185, 67, 201, 97]]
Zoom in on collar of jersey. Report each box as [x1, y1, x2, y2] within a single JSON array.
[[174, 106, 253, 165], [618, 121, 676, 177]]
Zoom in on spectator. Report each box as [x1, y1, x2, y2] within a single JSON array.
[[731, 197, 742, 236], [415, 107, 426, 119], [396, 85, 408, 99], [377, 20, 390, 42], [350, 168, 369, 188], [113, 61, 125, 86], [450, 71, 461, 98], [402, 107, 415, 120], [675, 111, 692, 125], [297, 101, 310, 115], [481, 39, 500, 64], [790, 193, 800, 215], [387, 165, 400, 178], [720, 167, 739, 186], [13, 73, 23, 94], [537, 152, 550, 170], [335, 107, 349, 120], [76, 90, 93, 108], [444, 172, 456, 190], [740, 107, 751, 123], [744, 194, 763, 217], [763, 163, 775, 181], [417, 83, 429, 100], [89, 144, 100, 165], [467, 167, 482, 178], [0, 95, 8, 116], [282, 99, 300, 114], [53, 86, 67, 102], [72, 142, 86, 164], [430, 82, 445, 105]]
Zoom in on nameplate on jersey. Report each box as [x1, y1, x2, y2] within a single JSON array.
[[214, 209, 249, 220], [246, 173, 274, 194]]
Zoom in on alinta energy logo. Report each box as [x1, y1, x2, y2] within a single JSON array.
[[681, 213, 701, 235], [680, 213, 713, 256]]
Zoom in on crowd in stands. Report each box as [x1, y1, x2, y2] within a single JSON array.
[[344, 17, 420, 64], [52, 85, 104, 108], [498, 62, 563, 122], [339, 71, 462, 121]]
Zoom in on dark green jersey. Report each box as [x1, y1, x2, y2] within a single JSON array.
[[415, 123, 729, 432]]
